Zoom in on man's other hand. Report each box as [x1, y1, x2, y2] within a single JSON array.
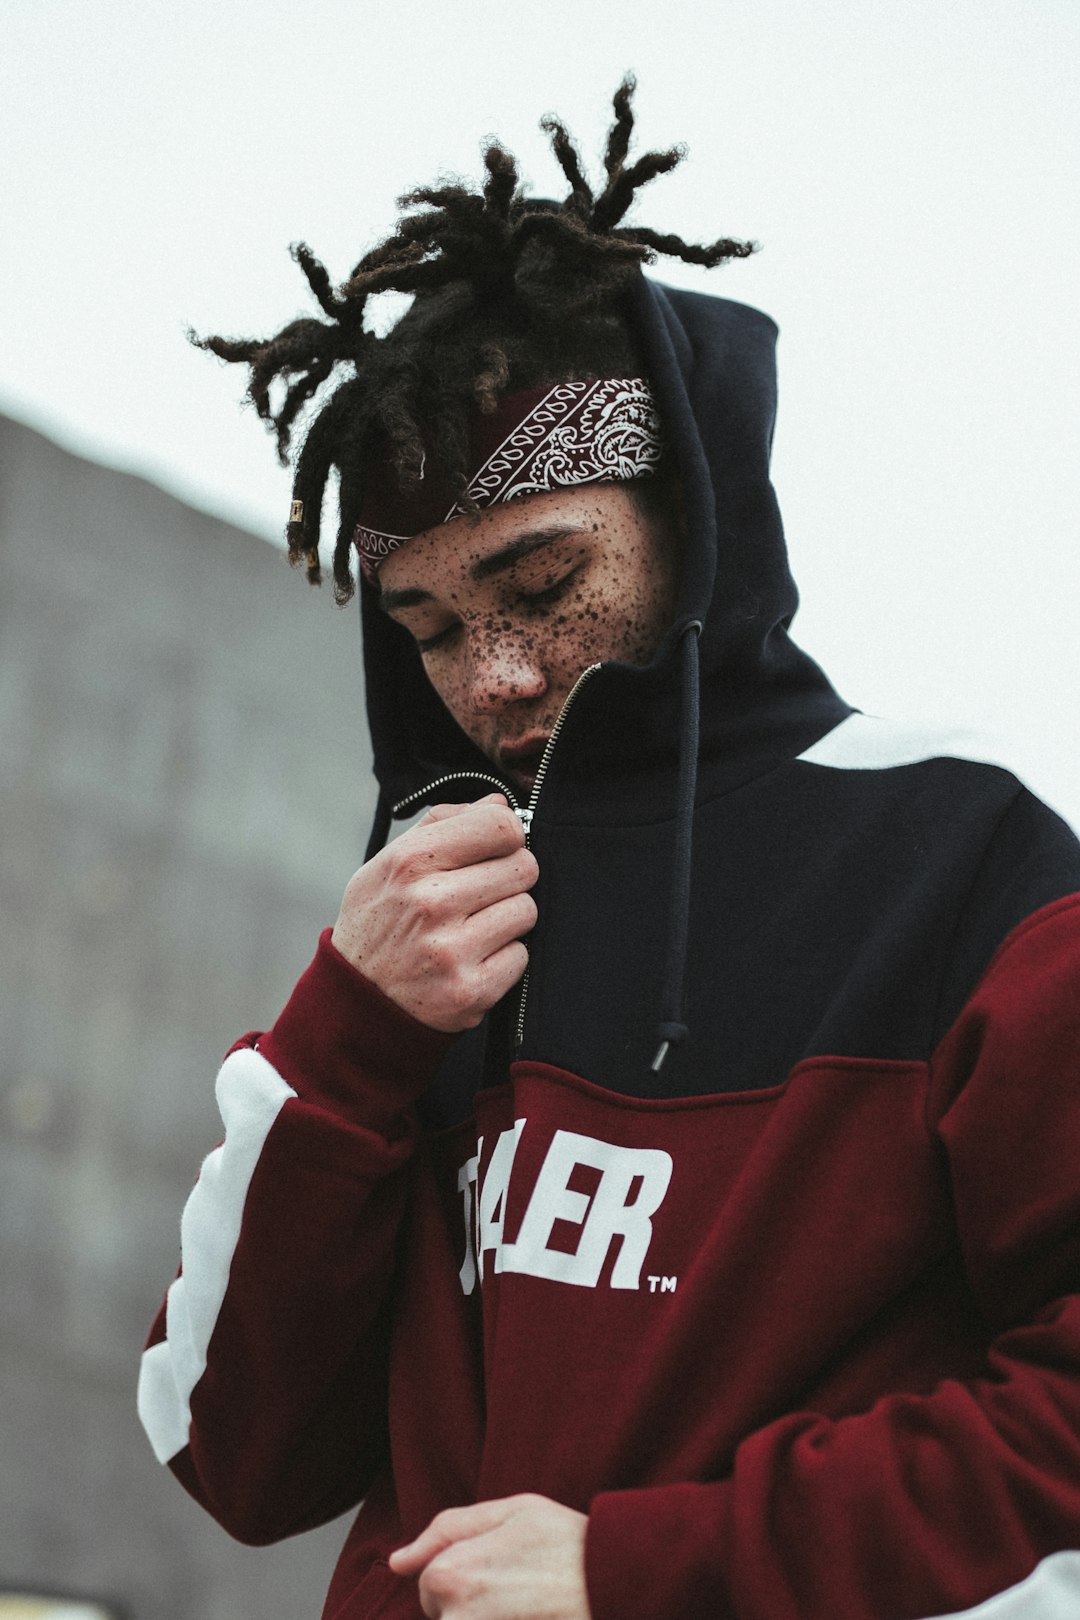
[[331, 794, 538, 1032], [389, 1493, 591, 1620]]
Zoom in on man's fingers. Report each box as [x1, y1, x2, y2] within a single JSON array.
[[402, 799, 524, 873], [418, 792, 507, 827], [414, 848, 538, 927], [389, 1500, 513, 1576], [474, 938, 531, 1011], [387, 1525, 451, 1579], [459, 892, 537, 960]]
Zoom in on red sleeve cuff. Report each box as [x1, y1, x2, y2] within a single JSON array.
[[586, 1482, 733, 1620], [258, 928, 454, 1127]]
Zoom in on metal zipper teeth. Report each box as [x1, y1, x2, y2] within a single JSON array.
[[514, 662, 602, 1048], [393, 772, 522, 818]]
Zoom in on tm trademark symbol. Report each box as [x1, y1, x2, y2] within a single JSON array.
[[646, 1275, 678, 1294]]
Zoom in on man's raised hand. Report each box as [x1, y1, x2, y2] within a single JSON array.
[[331, 794, 538, 1032]]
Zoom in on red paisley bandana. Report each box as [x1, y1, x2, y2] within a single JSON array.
[[353, 377, 662, 581]]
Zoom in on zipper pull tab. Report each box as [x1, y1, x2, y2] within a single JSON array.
[[514, 806, 534, 833]]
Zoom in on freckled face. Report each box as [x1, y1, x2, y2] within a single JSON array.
[[377, 483, 680, 791]]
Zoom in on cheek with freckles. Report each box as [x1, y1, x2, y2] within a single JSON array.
[[540, 510, 676, 671]]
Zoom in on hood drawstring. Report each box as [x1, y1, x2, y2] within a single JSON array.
[[651, 619, 703, 1073]]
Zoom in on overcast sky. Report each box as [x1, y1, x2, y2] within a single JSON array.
[[3, 0, 1078, 822]]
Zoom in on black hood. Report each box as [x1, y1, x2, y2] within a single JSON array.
[[358, 276, 849, 824]]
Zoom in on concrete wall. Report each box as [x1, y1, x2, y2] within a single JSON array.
[[0, 414, 381, 1618]]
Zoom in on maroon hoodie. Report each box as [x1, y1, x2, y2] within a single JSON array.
[[139, 282, 1080, 1619]]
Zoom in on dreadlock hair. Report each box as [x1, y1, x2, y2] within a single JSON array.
[[195, 75, 756, 604]]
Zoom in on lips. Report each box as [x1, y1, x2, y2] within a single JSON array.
[[499, 734, 549, 788]]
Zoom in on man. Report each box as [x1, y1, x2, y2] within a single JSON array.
[[139, 82, 1080, 1619]]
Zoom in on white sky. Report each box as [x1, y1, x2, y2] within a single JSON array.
[[3, 0, 1078, 823]]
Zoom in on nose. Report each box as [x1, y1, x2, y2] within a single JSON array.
[[465, 625, 547, 714]]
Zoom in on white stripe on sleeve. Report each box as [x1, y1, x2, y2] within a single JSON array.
[[798, 713, 1010, 774], [797, 712, 1076, 829], [925, 1551, 1080, 1618], [137, 1046, 296, 1464]]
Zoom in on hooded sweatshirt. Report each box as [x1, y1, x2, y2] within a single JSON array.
[[139, 279, 1080, 1620]]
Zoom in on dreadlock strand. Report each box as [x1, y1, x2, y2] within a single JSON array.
[[242, 319, 343, 431], [394, 188, 483, 248], [539, 117, 593, 215], [399, 183, 479, 212], [331, 518, 358, 604], [345, 254, 476, 301], [252, 322, 339, 392], [482, 144, 518, 221], [195, 330, 291, 429], [290, 242, 345, 320], [275, 356, 336, 463], [473, 343, 511, 413], [245, 350, 286, 426], [347, 233, 425, 284], [190, 330, 264, 365], [591, 146, 684, 232], [344, 195, 474, 286], [603, 74, 638, 181], [616, 226, 758, 267], [618, 145, 685, 194], [344, 207, 474, 291], [390, 211, 457, 252], [284, 389, 352, 583]]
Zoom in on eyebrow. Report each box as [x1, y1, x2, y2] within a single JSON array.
[[378, 526, 578, 615], [470, 525, 576, 582]]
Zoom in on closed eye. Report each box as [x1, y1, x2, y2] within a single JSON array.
[[517, 569, 581, 613], [415, 622, 461, 654], [410, 565, 582, 652]]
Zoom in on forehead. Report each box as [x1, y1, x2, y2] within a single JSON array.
[[377, 482, 649, 597]]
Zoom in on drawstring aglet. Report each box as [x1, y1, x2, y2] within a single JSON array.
[[652, 1021, 688, 1073]]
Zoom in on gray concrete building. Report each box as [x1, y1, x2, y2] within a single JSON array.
[[0, 413, 381, 1617]]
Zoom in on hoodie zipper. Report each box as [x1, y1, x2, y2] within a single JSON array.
[[393, 771, 523, 819], [391, 662, 602, 1050], [513, 662, 601, 1047]]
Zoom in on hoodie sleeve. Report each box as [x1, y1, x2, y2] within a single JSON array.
[[586, 885, 1080, 1618], [137, 929, 452, 1545]]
